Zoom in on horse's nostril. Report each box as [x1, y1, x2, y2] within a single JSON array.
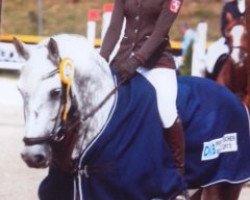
[[34, 154, 46, 164], [21, 152, 26, 160], [21, 151, 49, 168]]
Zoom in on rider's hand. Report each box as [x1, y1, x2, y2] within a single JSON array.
[[113, 55, 142, 82]]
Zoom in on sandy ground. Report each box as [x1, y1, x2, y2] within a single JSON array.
[[0, 73, 47, 200], [0, 73, 249, 200]]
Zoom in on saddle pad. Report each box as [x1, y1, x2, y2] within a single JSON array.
[[177, 76, 250, 188]]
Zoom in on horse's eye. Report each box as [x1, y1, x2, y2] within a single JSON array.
[[50, 88, 61, 100]]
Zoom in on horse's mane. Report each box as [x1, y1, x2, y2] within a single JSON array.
[[38, 34, 110, 77]]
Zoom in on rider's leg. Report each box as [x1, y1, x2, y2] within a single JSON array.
[[138, 67, 185, 175]]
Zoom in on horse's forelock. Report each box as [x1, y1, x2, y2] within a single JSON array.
[[19, 46, 60, 98], [225, 18, 246, 36]]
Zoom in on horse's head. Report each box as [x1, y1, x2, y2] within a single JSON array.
[[14, 36, 83, 171], [14, 34, 115, 172], [224, 13, 248, 67]]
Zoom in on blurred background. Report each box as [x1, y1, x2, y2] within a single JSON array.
[[0, 1, 250, 200], [2, 0, 222, 41]]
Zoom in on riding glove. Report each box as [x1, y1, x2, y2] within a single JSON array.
[[113, 55, 142, 82]]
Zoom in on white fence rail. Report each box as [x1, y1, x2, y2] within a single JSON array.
[[0, 42, 23, 71], [191, 22, 208, 77], [0, 2, 186, 72]]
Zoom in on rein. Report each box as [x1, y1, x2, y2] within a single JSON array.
[[228, 45, 248, 67], [75, 79, 122, 122], [22, 56, 124, 171]]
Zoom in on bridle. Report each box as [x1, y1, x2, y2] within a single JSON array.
[[225, 19, 248, 67], [222, 21, 248, 99], [23, 58, 79, 146], [22, 58, 122, 147], [21, 57, 122, 171], [22, 87, 80, 145], [228, 45, 248, 67]]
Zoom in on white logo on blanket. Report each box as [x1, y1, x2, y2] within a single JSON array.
[[201, 133, 238, 161]]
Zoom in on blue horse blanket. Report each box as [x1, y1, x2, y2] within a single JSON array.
[[177, 76, 250, 188], [39, 75, 250, 200], [39, 74, 186, 200]]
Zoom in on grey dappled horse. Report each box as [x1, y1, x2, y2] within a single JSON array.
[[14, 34, 250, 200]]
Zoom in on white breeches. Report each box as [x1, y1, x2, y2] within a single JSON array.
[[137, 67, 178, 128]]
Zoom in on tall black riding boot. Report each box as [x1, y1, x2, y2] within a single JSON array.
[[164, 117, 185, 175]]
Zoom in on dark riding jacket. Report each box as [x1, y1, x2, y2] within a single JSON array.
[[100, 0, 183, 69]]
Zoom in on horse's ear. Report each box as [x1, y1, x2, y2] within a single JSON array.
[[47, 38, 60, 66], [226, 12, 234, 23], [13, 37, 30, 60]]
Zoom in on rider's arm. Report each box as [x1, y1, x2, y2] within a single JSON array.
[[135, 0, 183, 64], [100, 0, 124, 62]]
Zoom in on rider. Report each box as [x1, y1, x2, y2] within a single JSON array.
[[221, 0, 245, 37], [100, 0, 185, 177]]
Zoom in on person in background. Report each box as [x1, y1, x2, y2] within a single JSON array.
[[179, 22, 195, 57], [100, 0, 186, 182], [220, 0, 245, 37]]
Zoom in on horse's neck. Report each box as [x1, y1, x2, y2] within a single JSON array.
[[72, 54, 116, 158]]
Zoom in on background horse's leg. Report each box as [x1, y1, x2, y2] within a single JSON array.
[[201, 185, 219, 200], [189, 189, 202, 200], [216, 59, 232, 88], [201, 183, 243, 200]]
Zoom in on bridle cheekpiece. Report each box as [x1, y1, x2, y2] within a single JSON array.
[[23, 58, 78, 146]]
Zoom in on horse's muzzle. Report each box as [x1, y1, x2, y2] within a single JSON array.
[[21, 146, 51, 168]]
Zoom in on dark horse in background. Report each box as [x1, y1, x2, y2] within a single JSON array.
[[205, 13, 249, 108]]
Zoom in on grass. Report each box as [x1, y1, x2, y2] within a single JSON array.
[[2, 0, 223, 41]]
